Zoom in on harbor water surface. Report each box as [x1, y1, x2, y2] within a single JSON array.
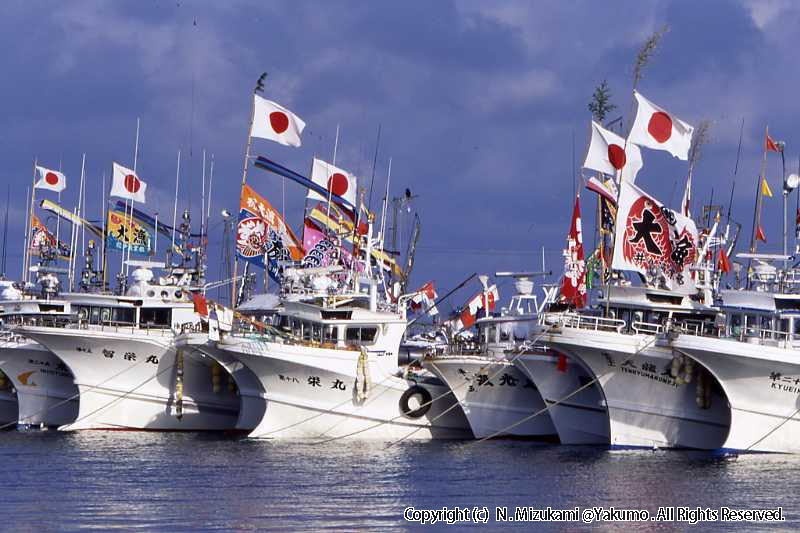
[[2, 431, 798, 531]]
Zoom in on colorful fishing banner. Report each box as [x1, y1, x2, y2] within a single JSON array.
[[29, 215, 70, 259], [612, 180, 698, 293], [307, 203, 401, 276], [559, 195, 586, 308], [106, 210, 152, 256], [39, 199, 104, 237], [236, 184, 304, 282]]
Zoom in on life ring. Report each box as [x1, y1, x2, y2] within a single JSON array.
[[399, 385, 432, 419]]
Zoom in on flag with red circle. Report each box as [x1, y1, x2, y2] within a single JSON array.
[[34, 166, 66, 192], [612, 180, 699, 293], [307, 158, 358, 209], [583, 121, 642, 183], [628, 91, 694, 160], [410, 281, 439, 316], [250, 94, 305, 147], [110, 162, 147, 203]]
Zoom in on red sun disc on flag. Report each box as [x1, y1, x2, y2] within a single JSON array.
[[607, 144, 626, 170], [648, 112, 672, 143], [124, 174, 140, 193], [45, 172, 59, 185], [269, 111, 289, 134], [327, 173, 349, 196]]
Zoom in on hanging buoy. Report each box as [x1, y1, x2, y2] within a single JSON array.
[[682, 357, 694, 385], [670, 354, 682, 379], [175, 349, 184, 420], [212, 362, 222, 394], [353, 347, 372, 405], [399, 385, 432, 418]]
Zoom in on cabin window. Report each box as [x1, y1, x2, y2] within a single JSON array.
[[793, 319, 800, 338], [89, 307, 101, 325], [499, 324, 511, 342], [311, 323, 322, 342], [488, 326, 497, 343], [302, 321, 312, 341], [730, 314, 742, 337], [111, 308, 135, 325], [323, 325, 337, 342], [345, 327, 378, 344], [140, 308, 172, 328]]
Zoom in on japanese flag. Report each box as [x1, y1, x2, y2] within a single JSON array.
[[583, 121, 643, 183], [110, 162, 147, 203], [34, 166, 66, 192], [250, 94, 305, 147], [307, 158, 357, 208], [628, 91, 694, 160]]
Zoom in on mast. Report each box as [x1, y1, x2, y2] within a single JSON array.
[[232, 78, 260, 308], [171, 150, 181, 265], [24, 158, 38, 284], [1, 185, 8, 277]]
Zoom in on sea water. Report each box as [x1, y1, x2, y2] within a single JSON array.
[[0, 431, 797, 531]]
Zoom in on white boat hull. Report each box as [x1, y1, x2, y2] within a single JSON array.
[[669, 335, 800, 453], [545, 326, 730, 449], [220, 338, 473, 440], [0, 381, 16, 427], [423, 356, 556, 439], [176, 333, 266, 431], [514, 352, 609, 445], [0, 337, 78, 427], [18, 326, 241, 431]]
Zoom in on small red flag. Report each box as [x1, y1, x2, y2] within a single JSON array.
[[557, 353, 568, 373], [717, 247, 731, 274], [192, 293, 208, 317], [756, 225, 767, 243], [766, 134, 780, 153]]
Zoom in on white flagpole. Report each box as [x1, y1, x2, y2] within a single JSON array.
[[80, 154, 86, 260], [22, 185, 31, 283], [171, 150, 181, 261], [25, 158, 38, 283], [125, 118, 141, 276], [101, 172, 107, 287], [201, 149, 206, 247], [76, 154, 86, 270], [154, 212, 158, 258], [232, 94, 257, 308], [68, 207, 77, 291], [206, 154, 214, 226]]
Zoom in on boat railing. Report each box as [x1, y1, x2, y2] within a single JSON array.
[[675, 320, 792, 347], [548, 312, 626, 333], [631, 321, 663, 335]]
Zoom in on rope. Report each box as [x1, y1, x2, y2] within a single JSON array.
[[671, 347, 800, 453], [309, 329, 553, 444], [467, 335, 658, 445], [0, 340, 170, 430]]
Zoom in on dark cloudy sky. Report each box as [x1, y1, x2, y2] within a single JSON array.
[[2, 1, 798, 310]]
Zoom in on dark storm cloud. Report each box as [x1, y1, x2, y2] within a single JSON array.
[[1, 1, 799, 306]]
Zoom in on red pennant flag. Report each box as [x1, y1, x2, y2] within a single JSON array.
[[756, 225, 767, 243], [192, 293, 208, 317], [766, 133, 780, 153], [717, 247, 731, 274], [557, 353, 568, 373], [559, 195, 587, 308]]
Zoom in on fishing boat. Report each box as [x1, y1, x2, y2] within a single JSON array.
[[660, 256, 800, 453], [0, 278, 78, 429], [542, 284, 731, 449], [203, 263, 471, 440], [13, 266, 243, 431], [422, 275, 557, 440]]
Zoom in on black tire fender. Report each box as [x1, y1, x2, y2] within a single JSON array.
[[399, 385, 432, 419]]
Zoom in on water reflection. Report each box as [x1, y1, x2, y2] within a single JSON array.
[[1, 432, 798, 530]]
